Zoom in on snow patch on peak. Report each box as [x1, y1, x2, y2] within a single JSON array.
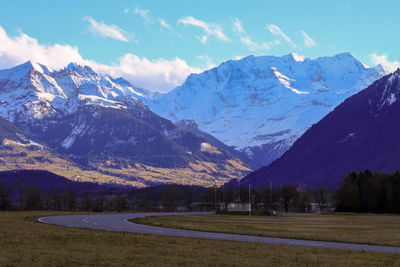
[[271, 67, 309, 94], [23, 61, 53, 75], [291, 53, 306, 62], [282, 53, 306, 62]]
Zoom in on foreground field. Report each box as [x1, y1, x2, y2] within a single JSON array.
[[1, 212, 400, 266], [133, 213, 400, 247]]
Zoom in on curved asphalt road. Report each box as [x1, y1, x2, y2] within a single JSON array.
[[39, 212, 400, 253]]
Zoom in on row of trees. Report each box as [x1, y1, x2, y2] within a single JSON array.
[[335, 170, 400, 213], [2, 169, 398, 214], [0, 182, 330, 213], [0, 183, 130, 212]]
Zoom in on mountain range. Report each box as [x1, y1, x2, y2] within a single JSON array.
[[0, 52, 392, 189], [147, 53, 385, 167], [0, 61, 251, 187], [241, 69, 400, 188]]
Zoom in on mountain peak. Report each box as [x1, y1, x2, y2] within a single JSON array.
[[66, 62, 81, 70], [19, 60, 52, 75], [335, 52, 354, 58], [287, 53, 306, 62], [331, 52, 361, 64], [147, 52, 385, 167], [65, 62, 96, 76]]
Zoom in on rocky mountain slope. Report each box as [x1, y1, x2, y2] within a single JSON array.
[[147, 53, 385, 167], [0, 117, 140, 186], [0, 62, 251, 187], [241, 69, 400, 188]]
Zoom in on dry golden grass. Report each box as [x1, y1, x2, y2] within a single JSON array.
[[1, 211, 400, 266], [0, 141, 146, 187], [133, 213, 400, 247], [95, 158, 251, 187]]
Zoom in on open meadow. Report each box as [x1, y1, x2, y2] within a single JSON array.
[[0, 212, 400, 266], [132, 213, 400, 247]]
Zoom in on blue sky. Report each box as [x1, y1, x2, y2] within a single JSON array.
[[0, 0, 399, 92]]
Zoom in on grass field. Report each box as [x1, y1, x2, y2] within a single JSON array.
[[132, 213, 400, 247], [1, 212, 400, 266]]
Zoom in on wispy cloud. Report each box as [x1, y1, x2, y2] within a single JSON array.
[[232, 17, 246, 35], [300, 30, 316, 48], [196, 54, 216, 69], [267, 24, 296, 48], [178, 16, 230, 43], [159, 18, 172, 31], [369, 53, 400, 73], [0, 26, 199, 93], [232, 18, 279, 52], [134, 6, 152, 23], [83, 16, 129, 42], [240, 37, 280, 51]]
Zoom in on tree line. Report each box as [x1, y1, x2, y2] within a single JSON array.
[[1, 169, 399, 214], [335, 170, 400, 213], [0, 181, 331, 213]]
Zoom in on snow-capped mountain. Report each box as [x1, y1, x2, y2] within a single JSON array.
[[0, 61, 251, 187], [0, 61, 149, 122], [147, 53, 386, 167], [240, 69, 400, 188]]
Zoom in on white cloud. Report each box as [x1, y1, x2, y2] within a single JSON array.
[[369, 53, 400, 73], [196, 54, 216, 70], [231, 19, 279, 52], [267, 24, 296, 48], [232, 17, 246, 35], [0, 27, 85, 70], [123, 8, 129, 14], [197, 35, 208, 44], [300, 30, 316, 48], [233, 55, 245, 60], [94, 55, 200, 93], [0, 26, 200, 93], [134, 6, 152, 23], [159, 18, 172, 31], [178, 16, 230, 43], [240, 36, 280, 51], [83, 16, 129, 42]]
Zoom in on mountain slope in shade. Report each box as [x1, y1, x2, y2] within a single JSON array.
[[147, 53, 385, 167], [0, 117, 147, 187], [0, 62, 251, 187], [176, 119, 254, 167], [241, 69, 400, 188], [0, 170, 120, 195]]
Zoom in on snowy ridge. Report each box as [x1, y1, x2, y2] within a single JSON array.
[[0, 61, 150, 122], [147, 52, 386, 166]]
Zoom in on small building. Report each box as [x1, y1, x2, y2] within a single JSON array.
[[226, 202, 251, 212], [309, 202, 334, 213]]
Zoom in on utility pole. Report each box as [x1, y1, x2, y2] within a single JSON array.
[[270, 181, 273, 211], [214, 185, 217, 212]]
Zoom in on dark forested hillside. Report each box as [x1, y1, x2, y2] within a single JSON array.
[[241, 70, 400, 188]]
